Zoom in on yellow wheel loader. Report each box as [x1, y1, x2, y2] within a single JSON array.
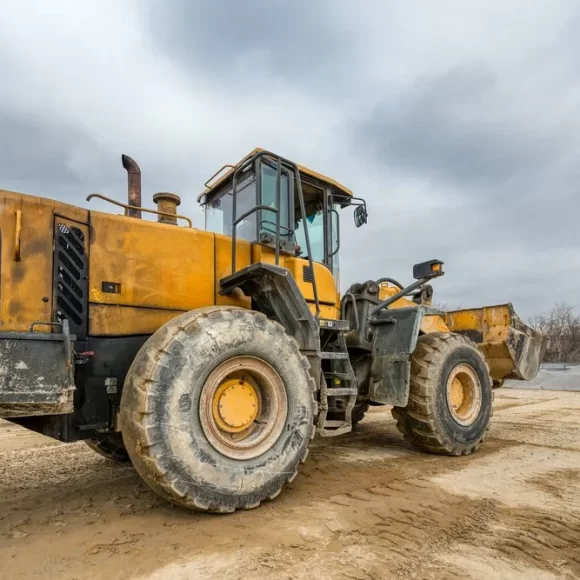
[[0, 148, 546, 512]]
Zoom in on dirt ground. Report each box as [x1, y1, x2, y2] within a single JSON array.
[[1, 388, 580, 580]]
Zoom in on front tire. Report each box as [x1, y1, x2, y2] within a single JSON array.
[[120, 306, 316, 513], [392, 332, 493, 456]]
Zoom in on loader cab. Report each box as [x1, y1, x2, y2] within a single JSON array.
[[199, 149, 366, 285]]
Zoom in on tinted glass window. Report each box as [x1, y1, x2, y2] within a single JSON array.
[[260, 163, 291, 239], [205, 175, 257, 241], [295, 209, 324, 263]]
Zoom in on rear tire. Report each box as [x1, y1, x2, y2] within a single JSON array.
[[120, 306, 316, 513], [391, 332, 492, 456]]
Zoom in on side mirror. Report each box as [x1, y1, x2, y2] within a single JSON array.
[[354, 204, 368, 228]]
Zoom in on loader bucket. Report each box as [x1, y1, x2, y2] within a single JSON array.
[[445, 303, 547, 383]]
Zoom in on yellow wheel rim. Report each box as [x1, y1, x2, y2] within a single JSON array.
[[445, 363, 482, 426], [199, 356, 288, 460]]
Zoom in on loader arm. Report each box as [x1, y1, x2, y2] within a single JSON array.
[[376, 283, 547, 385]]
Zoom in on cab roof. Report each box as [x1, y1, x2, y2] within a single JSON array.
[[198, 148, 353, 203]]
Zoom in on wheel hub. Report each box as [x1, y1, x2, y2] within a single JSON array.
[[199, 356, 288, 460], [212, 379, 258, 432], [445, 363, 482, 426]]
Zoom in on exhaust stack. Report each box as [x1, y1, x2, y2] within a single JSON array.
[[121, 154, 142, 218]]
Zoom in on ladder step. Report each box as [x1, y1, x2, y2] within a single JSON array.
[[326, 388, 358, 396], [324, 371, 350, 380], [319, 424, 352, 437], [323, 420, 350, 428], [320, 351, 349, 360]]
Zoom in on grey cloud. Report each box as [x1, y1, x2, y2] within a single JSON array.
[[146, 0, 353, 94], [0, 106, 205, 218], [340, 25, 580, 319], [352, 61, 574, 192], [0, 107, 115, 202], [1, 0, 579, 319], [0, 110, 83, 186]]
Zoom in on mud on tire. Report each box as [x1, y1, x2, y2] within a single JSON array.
[[120, 306, 316, 513], [391, 332, 493, 456]]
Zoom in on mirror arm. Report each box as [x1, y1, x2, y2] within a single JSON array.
[[329, 208, 340, 257]]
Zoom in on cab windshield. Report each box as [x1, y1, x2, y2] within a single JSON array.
[[203, 159, 346, 281], [294, 209, 324, 263], [204, 162, 292, 243]]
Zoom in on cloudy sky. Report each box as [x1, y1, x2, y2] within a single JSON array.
[[1, 0, 579, 319]]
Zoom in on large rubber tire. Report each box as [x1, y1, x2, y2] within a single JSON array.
[[120, 306, 316, 513], [85, 433, 129, 462], [391, 332, 493, 456]]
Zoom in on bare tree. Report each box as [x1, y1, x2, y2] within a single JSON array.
[[530, 302, 580, 363]]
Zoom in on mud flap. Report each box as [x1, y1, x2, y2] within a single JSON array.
[[369, 307, 424, 406], [0, 324, 75, 418]]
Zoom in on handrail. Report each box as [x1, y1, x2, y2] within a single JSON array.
[[86, 193, 193, 228], [229, 150, 320, 318], [29, 321, 64, 333], [369, 278, 427, 317], [233, 205, 278, 227], [260, 220, 294, 236], [341, 293, 359, 331], [231, 158, 258, 272], [204, 164, 236, 190], [294, 164, 320, 317], [329, 208, 340, 258], [275, 157, 281, 265]]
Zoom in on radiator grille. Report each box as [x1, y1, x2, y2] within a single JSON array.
[[54, 222, 88, 337]]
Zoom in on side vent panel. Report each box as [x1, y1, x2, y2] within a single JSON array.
[[53, 219, 89, 338]]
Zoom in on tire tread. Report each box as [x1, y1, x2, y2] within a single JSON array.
[[391, 332, 492, 456], [121, 306, 316, 512]]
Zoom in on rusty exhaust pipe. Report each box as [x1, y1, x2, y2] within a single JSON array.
[[121, 154, 141, 218]]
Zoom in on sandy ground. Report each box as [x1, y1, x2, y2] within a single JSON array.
[[2, 387, 580, 580]]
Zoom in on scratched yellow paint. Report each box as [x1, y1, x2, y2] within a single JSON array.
[[89, 211, 215, 311], [0, 190, 89, 332], [446, 305, 515, 380], [87, 210, 341, 331], [89, 304, 186, 336]]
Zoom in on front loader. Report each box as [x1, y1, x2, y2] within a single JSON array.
[[0, 148, 546, 512]]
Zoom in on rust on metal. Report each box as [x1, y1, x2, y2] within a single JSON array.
[[121, 154, 142, 218], [199, 356, 288, 460], [14, 209, 22, 261], [152, 192, 182, 225]]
